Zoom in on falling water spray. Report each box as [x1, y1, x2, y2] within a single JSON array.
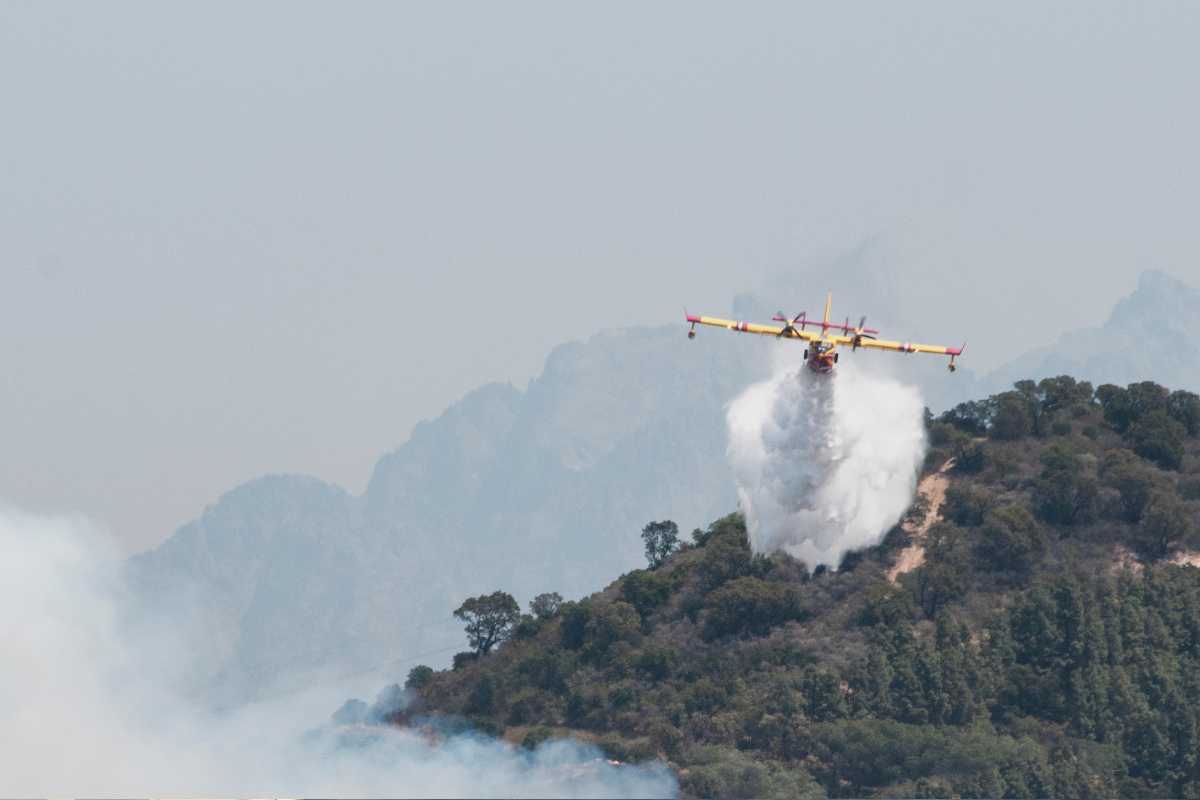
[[726, 354, 927, 569]]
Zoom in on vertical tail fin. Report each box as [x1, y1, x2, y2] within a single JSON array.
[[822, 293, 833, 328]]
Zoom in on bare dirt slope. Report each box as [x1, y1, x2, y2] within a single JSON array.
[[1111, 544, 1200, 575], [1172, 551, 1200, 568], [888, 459, 955, 583]]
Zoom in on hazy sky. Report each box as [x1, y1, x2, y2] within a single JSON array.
[[3, 2, 1198, 551]]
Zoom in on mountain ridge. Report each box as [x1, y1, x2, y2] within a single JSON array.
[[986, 269, 1200, 393], [128, 269, 1198, 704], [127, 323, 765, 702]]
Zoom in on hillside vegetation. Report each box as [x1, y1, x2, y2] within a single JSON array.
[[389, 378, 1200, 799]]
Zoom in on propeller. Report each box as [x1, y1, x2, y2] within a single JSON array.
[[851, 315, 877, 350], [772, 311, 807, 338]]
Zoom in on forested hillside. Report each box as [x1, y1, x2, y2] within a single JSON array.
[[383, 377, 1200, 799]]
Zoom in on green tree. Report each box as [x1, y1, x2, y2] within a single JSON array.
[[1100, 381, 1171, 434], [405, 664, 434, 690], [1013, 380, 1043, 434], [703, 576, 805, 639], [990, 391, 1033, 441], [1037, 375, 1095, 419], [466, 673, 497, 714], [1167, 390, 1200, 437], [1101, 450, 1161, 522], [940, 400, 993, 436], [801, 667, 848, 721], [1137, 491, 1193, 559], [452, 651, 478, 670], [634, 645, 677, 681], [1129, 411, 1187, 470], [951, 435, 988, 474], [860, 583, 917, 627], [1096, 384, 1134, 432], [559, 601, 591, 650], [641, 519, 680, 568], [581, 601, 642, 660], [529, 591, 563, 620], [621, 569, 672, 619], [454, 590, 521, 656], [696, 520, 754, 592], [1034, 444, 1099, 526], [915, 522, 970, 616], [976, 504, 1045, 575], [517, 650, 570, 692], [943, 483, 994, 526]]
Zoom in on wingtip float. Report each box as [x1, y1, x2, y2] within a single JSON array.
[[685, 292, 964, 374]]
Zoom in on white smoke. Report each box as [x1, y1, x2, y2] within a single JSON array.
[[726, 352, 927, 568], [0, 504, 675, 798]]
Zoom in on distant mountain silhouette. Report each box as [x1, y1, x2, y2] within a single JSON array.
[[129, 262, 1187, 705], [127, 326, 767, 703], [986, 270, 1199, 393]]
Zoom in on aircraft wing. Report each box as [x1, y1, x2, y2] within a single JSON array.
[[686, 314, 819, 342], [838, 335, 964, 357]]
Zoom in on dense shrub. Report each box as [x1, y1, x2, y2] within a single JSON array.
[[506, 687, 549, 725], [975, 504, 1045, 575], [953, 438, 988, 473], [466, 674, 497, 714], [991, 392, 1033, 441], [702, 577, 805, 640], [517, 650, 570, 692], [696, 521, 754, 592], [511, 614, 541, 640], [1034, 444, 1099, 526], [1101, 449, 1162, 522], [914, 522, 970, 616], [680, 746, 823, 800], [521, 726, 553, 750], [859, 582, 917, 627], [1137, 491, 1193, 558], [942, 483, 994, 526], [940, 400, 992, 436], [559, 601, 591, 650], [1129, 411, 1187, 470], [810, 719, 1057, 798], [581, 601, 642, 660], [621, 569, 672, 620], [405, 664, 434, 690], [634, 645, 677, 681], [1168, 390, 1200, 436], [529, 591, 563, 620], [1097, 381, 1169, 433], [1179, 476, 1200, 501]]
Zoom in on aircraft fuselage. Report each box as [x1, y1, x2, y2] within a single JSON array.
[[806, 341, 838, 374]]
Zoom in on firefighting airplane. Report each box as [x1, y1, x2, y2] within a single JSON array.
[[685, 293, 964, 374]]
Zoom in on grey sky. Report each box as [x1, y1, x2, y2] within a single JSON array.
[[2, 2, 1198, 551]]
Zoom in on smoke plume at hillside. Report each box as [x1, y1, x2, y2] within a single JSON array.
[[726, 354, 927, 568], [0, 504, 675, 798]]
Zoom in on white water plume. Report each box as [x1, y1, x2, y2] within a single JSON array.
[[726, 354, 927, 569], [0, 504, 675, 798]]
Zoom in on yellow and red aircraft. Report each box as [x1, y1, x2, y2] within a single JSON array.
[[685, 293, 964, 374]]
